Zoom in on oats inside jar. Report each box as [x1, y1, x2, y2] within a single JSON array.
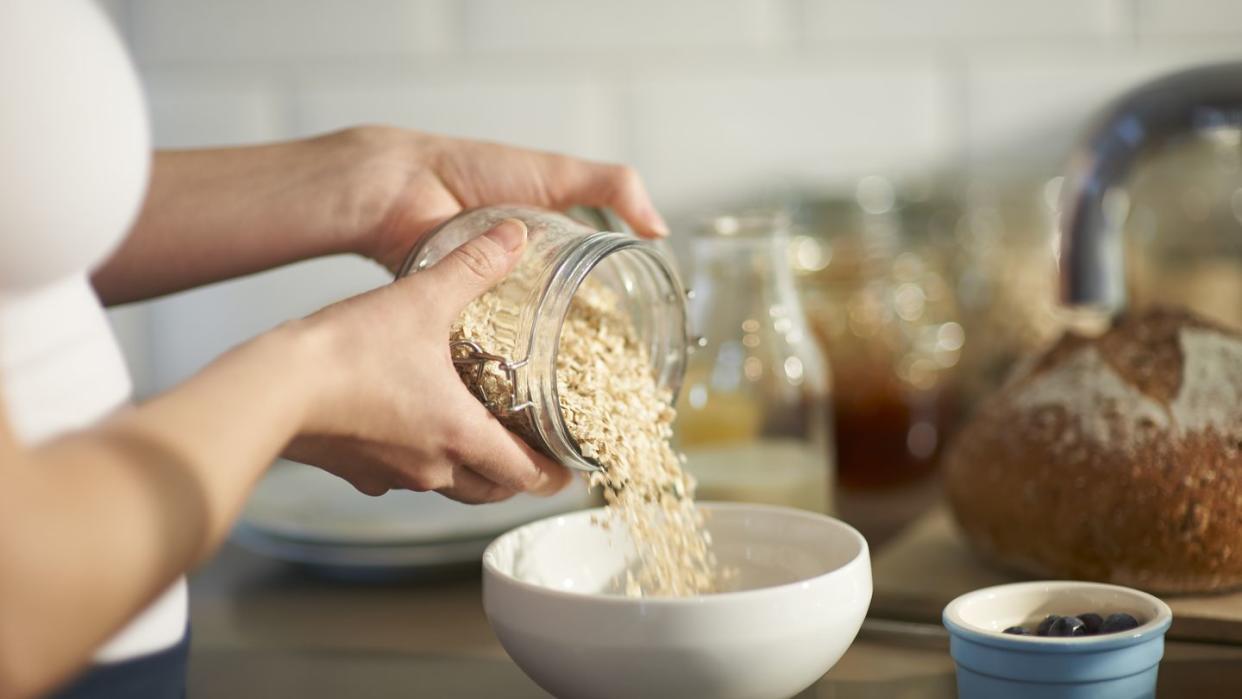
[[453, 274, 720, 597]]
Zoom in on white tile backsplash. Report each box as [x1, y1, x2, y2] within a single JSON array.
[[1137, 0, 1242, 38], [462, 0, 792, 53], [128, 0, 453, 63], [148, 256, 391, 390], [83, 0, 1242, 393], [630, 63, 955, 209], [803, 0, 1128, 42], [295, 73, 622, 161], [965, 49, 1242, 174], [144, 73, 285, 148]]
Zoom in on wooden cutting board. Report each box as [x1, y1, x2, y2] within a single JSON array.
[[871, 506, 1242, 644]]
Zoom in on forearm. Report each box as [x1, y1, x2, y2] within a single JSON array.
[[0, 321, 325, 697], [90, 126, 668, 307], [92, 130, 395, 305]]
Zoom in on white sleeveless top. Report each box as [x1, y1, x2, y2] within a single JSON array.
[[0, 1, 187, 662]]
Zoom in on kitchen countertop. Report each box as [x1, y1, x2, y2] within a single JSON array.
[[188, 543, 1242, 698]]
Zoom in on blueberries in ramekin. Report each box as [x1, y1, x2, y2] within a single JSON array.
[[1078, 612, 1104, 635], [1048, 616, 1087, 637], [1007, 611, 1143, 637], [1100, 613, 1140, 634]]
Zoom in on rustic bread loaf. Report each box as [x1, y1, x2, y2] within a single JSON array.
[[945, 306, 1242, 594]]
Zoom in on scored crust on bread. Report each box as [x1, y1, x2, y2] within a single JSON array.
[[945, 306, 1242, 594]]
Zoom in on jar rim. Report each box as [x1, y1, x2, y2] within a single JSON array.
[[530, 232, 689, 472], [695, 209, 792, 239]]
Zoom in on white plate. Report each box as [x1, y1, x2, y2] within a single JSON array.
[[231, 521, 493, 577], [239, 460, 595, 546]]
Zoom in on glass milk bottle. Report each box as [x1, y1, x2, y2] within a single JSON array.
[[675, 212, 835, 514]]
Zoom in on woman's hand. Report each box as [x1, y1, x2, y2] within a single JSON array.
[[93, 126, 668, 305], [88, 126, 673, 500], [283, 217, 573, 503], [7, 127, 664, 696], [90, 125, 671, 494], [0, 222, 565, 697], [338, 126, 669, 272]]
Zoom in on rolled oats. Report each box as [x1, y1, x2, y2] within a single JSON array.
[[454, 277, 719, 597]]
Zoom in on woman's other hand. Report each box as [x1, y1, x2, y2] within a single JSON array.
[[94, 125, 667, 305], [330, 125, 669, 272]]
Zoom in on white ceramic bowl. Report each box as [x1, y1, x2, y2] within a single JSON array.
[[482, 502, 871, 699]]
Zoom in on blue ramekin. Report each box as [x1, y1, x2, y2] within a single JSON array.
[[943, 581, 1173, 699]]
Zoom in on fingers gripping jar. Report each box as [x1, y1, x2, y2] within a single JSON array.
[[397, 206, 690, 472]]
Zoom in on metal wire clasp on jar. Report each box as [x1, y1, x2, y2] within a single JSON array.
[[396, 206, 690, 472]]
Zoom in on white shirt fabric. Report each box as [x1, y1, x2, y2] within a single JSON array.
[[0, 1, 187, 663]]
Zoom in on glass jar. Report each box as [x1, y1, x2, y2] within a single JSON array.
[[794, 180, 965, 492], [397, 205, 689, 472], [674, 212, 835, 514]]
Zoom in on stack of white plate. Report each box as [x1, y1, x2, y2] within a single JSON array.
[[234, 460, 595, 580]]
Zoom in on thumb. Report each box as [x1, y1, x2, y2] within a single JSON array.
[[414, 217, 528, 316]]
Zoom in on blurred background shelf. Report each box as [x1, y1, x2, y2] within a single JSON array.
[[94, 0, 1242, 590], [102, 0, 1242, 403]]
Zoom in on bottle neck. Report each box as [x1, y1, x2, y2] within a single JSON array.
[[689, 232, 804, 324], [692, 232, 792, 279]]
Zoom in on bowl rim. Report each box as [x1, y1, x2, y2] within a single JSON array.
[[482, 501, 870, 606], [943, 580, 1173, 652]]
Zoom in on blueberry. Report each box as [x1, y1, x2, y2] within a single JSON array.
[[1003, 626, 1029, 635], [1078, 613, 1104, 635], [1036, 615, 1060, 636], [1100, 613, 1140, 634], [1048, 615, 1087, 637]]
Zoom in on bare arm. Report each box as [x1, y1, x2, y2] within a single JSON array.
[[91, 136, 372, 304], [5, 129, 666, 697], [0, 324, 317, 697], [92, 127, 668, 305], [0, 215, 579, 698]]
